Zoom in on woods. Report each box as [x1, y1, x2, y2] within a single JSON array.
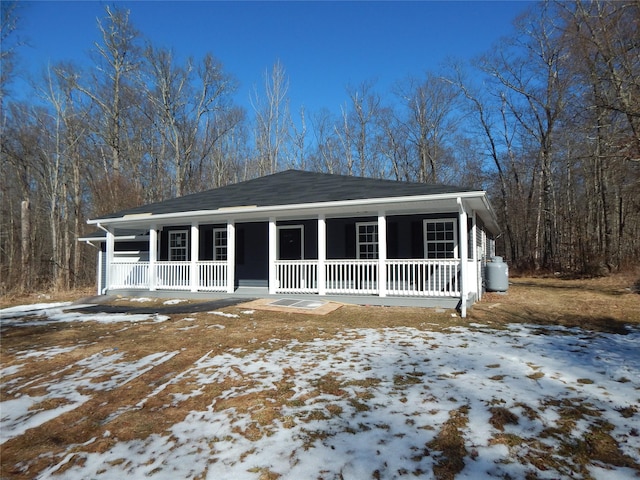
[[1, 1, 639, 293]]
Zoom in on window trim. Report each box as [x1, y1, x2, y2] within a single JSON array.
[[168, 230, 189, 262], [423, 219, 458, 259], [212, 227, 228, 261], [356, 221, 379, 259]]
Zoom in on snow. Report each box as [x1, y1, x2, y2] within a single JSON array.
[[1, 302, 639, 478], [0, 302, 169, 328]]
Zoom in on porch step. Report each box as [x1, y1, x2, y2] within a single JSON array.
[[234, 286, 269, 295]]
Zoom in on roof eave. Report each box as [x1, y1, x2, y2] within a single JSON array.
[[88, 191, 495, 228]]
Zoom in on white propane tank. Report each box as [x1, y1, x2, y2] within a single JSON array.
[[485, 256, 509, 292]]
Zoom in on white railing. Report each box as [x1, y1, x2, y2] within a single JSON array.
[[386, 259, 460, 297], [275, 260, 318, 293], [198, 261, 228, 292], [108, 258, 461, 298], [155, 261, 191, 290], [325, 259, 378, 294], [110, 262, 149, 289]]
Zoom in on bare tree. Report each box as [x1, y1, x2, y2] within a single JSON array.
[[345, 81, 384, 177], [394, 73, 460, 183], [479, 2, 572, 270], [145, 47, 238, 196], [251, 60, 291, 175]]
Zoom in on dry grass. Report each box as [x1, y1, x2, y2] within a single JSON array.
[[1, 273, 639, 479], [469, 269, 640, 329]]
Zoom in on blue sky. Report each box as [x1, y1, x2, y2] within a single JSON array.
[[14, 1, 533, 114]]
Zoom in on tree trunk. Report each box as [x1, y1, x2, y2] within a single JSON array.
[[21, 199, 30, 292]]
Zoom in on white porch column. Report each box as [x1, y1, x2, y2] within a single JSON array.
[[472, 212, 481, 301], [457, 198, 468, 318], [227, 221, 235, 293], [268, 218, 277, 294], [190, 222, 199, 292], [149, 225, 157, 291], [378, 212, 387, 297], [318, 214, 326, 295], [105, 226, 114, 292], [97, 249, 103, 295]]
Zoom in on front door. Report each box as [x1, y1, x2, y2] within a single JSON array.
[[278, 226, 304, 260]]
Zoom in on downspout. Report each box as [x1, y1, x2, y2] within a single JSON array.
[[457, 198, 468, 318]]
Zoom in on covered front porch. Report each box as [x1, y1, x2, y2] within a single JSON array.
[[94, 201, 493, 316]]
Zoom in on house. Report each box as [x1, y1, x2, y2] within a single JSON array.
[[80, 170, 500, 317]]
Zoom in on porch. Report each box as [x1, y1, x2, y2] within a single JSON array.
[[108, 258, 463, 298]]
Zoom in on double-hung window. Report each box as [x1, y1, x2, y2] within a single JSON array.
[[169, 230, 188, 261], [213, 228, 228, 261], [424, 220, 457, 259], [356, 222, 378, 259]]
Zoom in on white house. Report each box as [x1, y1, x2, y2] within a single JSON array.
[[81, 170, 500, 317]]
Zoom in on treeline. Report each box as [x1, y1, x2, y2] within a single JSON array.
[[1, 1, 638, 292]]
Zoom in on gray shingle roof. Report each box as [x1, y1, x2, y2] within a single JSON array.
[[94, 170, 474, 220]]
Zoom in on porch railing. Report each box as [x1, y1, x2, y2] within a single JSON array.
[[109, 259, 460, 297], [325, 259, 378, 294], [109, 261, 227, 292], [275, 260, 318, 293], [110, 261, 150, 289], [198, 261, 228, 292], [386, 259, 460, 297]]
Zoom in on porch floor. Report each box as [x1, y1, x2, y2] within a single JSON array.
[[105, 287, 461, 310]]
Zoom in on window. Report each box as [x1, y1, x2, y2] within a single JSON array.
[[424, 220, 457, 259], [169, 230, 188, 261], [356, 222, 378, 259], [213, 228, 227, 261]]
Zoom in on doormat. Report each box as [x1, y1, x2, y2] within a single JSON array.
[[237, 298, 342, 315]]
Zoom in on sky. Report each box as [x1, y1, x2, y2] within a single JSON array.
[[13, 1, 533, 114]]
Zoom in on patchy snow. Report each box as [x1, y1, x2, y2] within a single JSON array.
[[0, 303, 169, 328], [1, 349, 179, 444], [163, 299, 187, 305], [1, 302, 639, 478], [208, 311, 239, 318]]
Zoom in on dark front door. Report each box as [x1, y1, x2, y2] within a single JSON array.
[[235, 222, 269, 287], [279, 226, 303, 260]]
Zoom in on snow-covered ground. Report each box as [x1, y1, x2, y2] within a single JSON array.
[[1, 302, 639, 479]]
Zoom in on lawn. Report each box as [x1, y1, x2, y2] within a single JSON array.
[[1, 274, 639, 479]]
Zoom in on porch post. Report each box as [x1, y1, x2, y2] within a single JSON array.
[[472, 212, 481, 301], [227, 221, 235, 293], [268, 218, 277, 294], [105, 226, 114, 291], [378, 212, 387, 297], [318, 214, 326, 295], [97, 248, 103, 295], [149, 225, 157, 291], [457, 198, 468, 318], [190, 222, 199, 292]]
